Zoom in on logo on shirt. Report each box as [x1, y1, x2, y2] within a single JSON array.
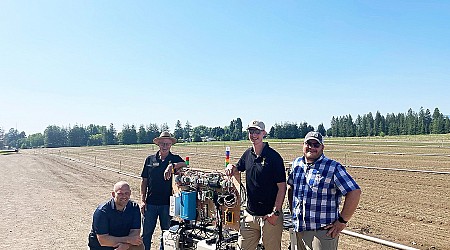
[[306, 169, 323, 188]]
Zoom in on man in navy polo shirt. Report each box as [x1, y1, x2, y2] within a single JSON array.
[[226, 120, 286, 250], [88, 181, 143, 250], [140, 131, 186, 250]]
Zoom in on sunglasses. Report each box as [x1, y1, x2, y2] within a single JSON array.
[[304, 141, 321, 148], [248, 129, 262, 135], [158, 143, 172, 147]]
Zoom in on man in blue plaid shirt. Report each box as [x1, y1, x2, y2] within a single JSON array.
[[287, 131, 361, 250]]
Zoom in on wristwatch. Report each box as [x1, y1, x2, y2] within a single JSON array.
[[338, 215, 348, 224], [273, 210, 281, 216]]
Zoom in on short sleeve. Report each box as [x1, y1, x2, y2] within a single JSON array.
[[236, 152, 246, 172], [273, 153, 286, 183], [334, 164, 360, 195], [92, 208, 109, 235], [173, 155, 185, 164], [131, 205, 141, 229], [287, 157, 302, 186], [141, 157, 151, 178]]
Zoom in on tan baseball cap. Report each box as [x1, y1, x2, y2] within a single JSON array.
[[247, 120, 265, 131]]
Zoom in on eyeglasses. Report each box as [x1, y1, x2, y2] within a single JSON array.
[[304, 141, 321, 148], [248, 129, 262, 135], [158, 143, 172, 147]]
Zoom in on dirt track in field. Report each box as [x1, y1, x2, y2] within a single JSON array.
[[2, 146, 449, 250], [0, 153, 148, 250]]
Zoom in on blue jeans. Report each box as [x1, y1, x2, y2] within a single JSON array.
[[142, 204, 171, 250]]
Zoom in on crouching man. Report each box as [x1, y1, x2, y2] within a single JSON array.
[[88, 181, 144, 250]]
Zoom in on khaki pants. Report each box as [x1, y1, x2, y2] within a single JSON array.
[[89, 244, 144, 250], [238, 210, 283, 250], [130, 244, 144, 250], [295, 230, 338, 250]]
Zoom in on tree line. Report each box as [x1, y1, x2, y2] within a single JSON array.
[[327, 107, 450, 137], [1, 107, 449, 149], [0, 118, 245, 149]]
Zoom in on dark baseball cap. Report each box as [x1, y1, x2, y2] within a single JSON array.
[[304, 131, 323, 145]]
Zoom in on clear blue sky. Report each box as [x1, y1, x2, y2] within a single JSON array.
[[1, 1, 449, 135]]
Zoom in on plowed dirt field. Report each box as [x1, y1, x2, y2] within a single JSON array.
[[2, 139, 449, 249]]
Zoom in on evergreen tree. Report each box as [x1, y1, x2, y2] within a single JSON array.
[[229, 118, 243, 141], [183, 121, 192, 141], [360, 115, 368, 136], [418, 107, 426, 134], [406, 108, 418, 135], [337, 116, 345, 137], [331, 117, 338, 138], [355, 115, 362, 137], [346, 114, 355, 137], [374, 111, 382, 136], [431, 108, 444, 134], [174, 120, 183, 140], [137, 125, 147, 144], [367, 112, 374, 136], [391, 113, 399, 135], [397, 113, 406, 135], [424, 109, 432, 134], [146, 124, 160, 143], [380, 114, 387, 135], [268, 126, 275, 138], [272, 123, 283, 139], [234, 118, 243, 140], [102, 123, 117, 145], [280, 122, 299, 139], [317, 123, 326, 137], [160, 123, 169, 133], [444, 117, 450, 133]]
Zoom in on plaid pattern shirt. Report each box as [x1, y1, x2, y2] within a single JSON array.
[[288, 154, 360, 232]]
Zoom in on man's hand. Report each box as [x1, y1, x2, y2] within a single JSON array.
[[114, 242, 130, 250], [263, 213, 279, 226], [127, 235, 143, 246], [324, 220, 346, 238], [164, 164, 173, 180], [225, 164, 236, 176], [140, 202, 146, 215]]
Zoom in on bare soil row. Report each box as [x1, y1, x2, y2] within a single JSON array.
[[21, 139, 450, 249]]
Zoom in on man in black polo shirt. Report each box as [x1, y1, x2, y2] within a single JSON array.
[[88, 181, 143, 250], [226, 120, 286, 250], [140, 131, 186, 250]]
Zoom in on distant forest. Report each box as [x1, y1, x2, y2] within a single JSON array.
[[1, 107, 449, 149], [327, 107, 449, 137]]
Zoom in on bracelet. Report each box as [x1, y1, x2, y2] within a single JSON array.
[[338, 216, 348, 224], [171, 163, 176, 173]]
